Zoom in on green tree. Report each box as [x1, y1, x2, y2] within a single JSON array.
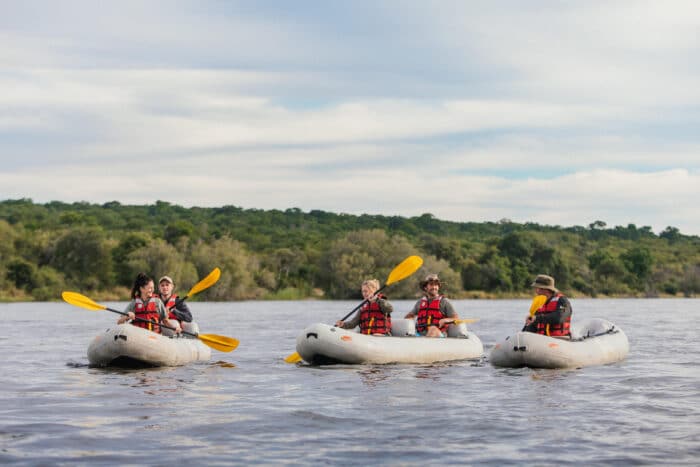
[[164, 220, 195, 245], [48, 227, 113, 290], [124, 239, 198, 289], [620, 246, 654, 289], [190, 236, 262, 300], [320, 229, 421, 299], [112, 233, 151, 286], [6, 259, 37, 291]]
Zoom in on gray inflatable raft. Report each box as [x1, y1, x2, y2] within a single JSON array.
[[87, 323, 211, 367], [296, 319, 483, 365], [490, 318, 629, 369]]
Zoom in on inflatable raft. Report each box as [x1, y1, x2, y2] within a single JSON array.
[[87, 323, 211, 367], [490, 318, 629, 369], [295, 319, 484, 365]]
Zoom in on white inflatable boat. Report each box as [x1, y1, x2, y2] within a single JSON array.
[[489, 318, 629, 369], [295, 319, 484, 365], [87, 323, 211, 367]]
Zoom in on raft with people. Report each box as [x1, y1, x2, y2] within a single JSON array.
[[61, 268, 239, 368], [295, 319, 483, 365], [87, 322, 212, 368], [489, 318, 629, 369]]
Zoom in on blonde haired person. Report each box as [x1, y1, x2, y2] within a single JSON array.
[[335, 279, 394, 335]]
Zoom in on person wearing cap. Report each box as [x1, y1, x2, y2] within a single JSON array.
[[404, 273, 459, 337], [335, 279, 393, 335], [523, 274, 572, 338], [156, 275, 193, 335], [117, 272, 168, 332]]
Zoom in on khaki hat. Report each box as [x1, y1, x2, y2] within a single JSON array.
[[158, 276, 174, 285], [531, 274, 557, 292], [420, 273, 441, 289]]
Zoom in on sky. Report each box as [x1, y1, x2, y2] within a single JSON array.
[[2, 1, 700, 235]]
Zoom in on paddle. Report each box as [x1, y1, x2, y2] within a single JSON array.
[[172, 267, 221, 308], [454, 318, 479, 324], [62, 291, 239, 353], [284, 255, 424, 364], [529, 295, 547, 316], [522, 294, 548, 331], [337, 255, 424, 322]]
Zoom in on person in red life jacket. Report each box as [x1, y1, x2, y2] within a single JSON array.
[[117, 272, 167, 333], [156, 275, 192, 335], [404, 273, 459, 337], [335, 279, 393, 335], [523, 274, 572, 339]]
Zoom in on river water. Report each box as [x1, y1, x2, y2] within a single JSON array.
[[1, 298, 698, 465]]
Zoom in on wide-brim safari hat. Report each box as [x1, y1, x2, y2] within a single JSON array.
[[531, 274, 557, 292], [420, 273, 441, 289]]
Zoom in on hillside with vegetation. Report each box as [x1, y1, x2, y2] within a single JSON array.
[[1, 198, 699, 302]]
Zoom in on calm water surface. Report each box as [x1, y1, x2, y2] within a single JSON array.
[[1, 299, 698, 465]]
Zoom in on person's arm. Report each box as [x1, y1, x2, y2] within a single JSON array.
[[378, 298, 393, 316], [170, 300, 192, 322], [336, 313, 361, 329], [438, 299, 459, 327], [404, 301, 420, 319], [117, 301, 135, 324]]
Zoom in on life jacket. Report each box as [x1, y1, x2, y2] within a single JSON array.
[[161, 295, 180, 321], [132, 297, 161, 333], [358, 294, 391, 335], [534, 293, 571, 337], [416, 295, 448, 334]]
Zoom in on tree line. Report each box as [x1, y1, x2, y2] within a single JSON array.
[[1, 198, 699, 302]]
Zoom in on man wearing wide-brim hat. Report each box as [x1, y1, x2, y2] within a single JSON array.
[[523, 274, 572, 338], [404, 273, 460, 337]]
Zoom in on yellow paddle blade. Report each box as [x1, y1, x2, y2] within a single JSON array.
[[198, 333, 239, 353], [529, 295, 547, 316], [385, 255, 423, 286], [455, 318, 479, 324], [62, 291, 107, 311], [284, 352, 302, 364], [186, 267, 221, 297]]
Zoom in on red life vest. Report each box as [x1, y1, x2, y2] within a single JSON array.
[[162, 295, 180, 321], [132, 297, 161, 333], [358, 295, 391, 335], [534, 293, 571, 337], [416, 296, 448, 334]]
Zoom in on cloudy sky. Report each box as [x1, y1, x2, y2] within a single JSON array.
[[2, 1, 699, 234]]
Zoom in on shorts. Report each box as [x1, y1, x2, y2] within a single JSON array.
[[415, 331, 446, 338]]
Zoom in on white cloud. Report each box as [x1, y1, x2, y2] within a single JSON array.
[[1, 2, 699, 235]]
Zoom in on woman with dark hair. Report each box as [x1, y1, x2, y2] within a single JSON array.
[[116, 272, 168, 333]]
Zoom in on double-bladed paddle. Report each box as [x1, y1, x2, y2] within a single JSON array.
[[61, 268, 238, 352], [62, 291, 238, 352], [284, 255, 424, 364]]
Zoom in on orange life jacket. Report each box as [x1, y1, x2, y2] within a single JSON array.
[[534, 293, 571, 337], [358, 295, 391, 335], [416, 296, 448, 334], [132, 297, 161, 333]]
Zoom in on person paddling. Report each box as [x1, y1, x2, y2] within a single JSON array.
[[404, 273, 459, 337], [335, 279, 393, 335], [523, 274, 572, 339], [117, 272, 168, 333], [156, 275, 193, 335]]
